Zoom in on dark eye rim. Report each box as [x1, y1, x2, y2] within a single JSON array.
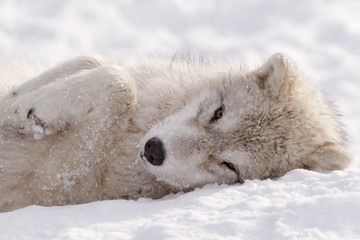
[[221, 161, 236, 172], [210, 104, 225, 123]]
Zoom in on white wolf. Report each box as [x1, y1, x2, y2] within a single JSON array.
[[0, 53, 352, 212]]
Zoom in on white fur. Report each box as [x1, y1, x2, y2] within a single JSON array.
[[0, 53, 352, 212]]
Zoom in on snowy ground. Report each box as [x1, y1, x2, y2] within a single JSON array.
[[0, 0, 359, 239]]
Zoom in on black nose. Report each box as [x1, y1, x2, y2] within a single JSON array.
[[143, 137, 166, 166]]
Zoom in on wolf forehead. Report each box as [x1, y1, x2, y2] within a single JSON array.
[[183, 65, 291, 125]]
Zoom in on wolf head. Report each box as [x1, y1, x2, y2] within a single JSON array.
[[138, 53, 352, 190]]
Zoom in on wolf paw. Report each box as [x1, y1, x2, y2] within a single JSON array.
[[26, 108, 54, 140], [0, 99, 65, 140]]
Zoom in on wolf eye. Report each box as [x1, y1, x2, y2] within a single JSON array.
[[210, 105, 224, 123], [221, 161, 236, 172]]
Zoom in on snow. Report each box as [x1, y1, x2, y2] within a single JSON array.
[[2, 170, 360, 239], [0, 0, 359, 239]]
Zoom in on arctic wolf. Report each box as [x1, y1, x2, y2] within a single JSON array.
[[0, 53, 352, 212]]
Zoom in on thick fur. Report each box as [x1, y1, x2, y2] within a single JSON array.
[[0, 53, 352, 212]]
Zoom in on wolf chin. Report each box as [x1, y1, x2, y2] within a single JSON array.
[[0, 53, 352, 212]]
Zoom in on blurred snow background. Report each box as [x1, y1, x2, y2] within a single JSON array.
[[0, 0, 359, 239]]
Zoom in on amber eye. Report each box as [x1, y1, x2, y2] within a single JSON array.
[[210, 105, 224, 123], [216, 108, 223, 118]]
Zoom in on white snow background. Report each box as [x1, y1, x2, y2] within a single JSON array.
[[0, 0, 360, 239]]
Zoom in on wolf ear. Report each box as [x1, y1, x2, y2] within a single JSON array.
[[253, 53, 297, 99], [306, 143, 353, 171]]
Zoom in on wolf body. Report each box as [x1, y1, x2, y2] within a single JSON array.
[[0, 54, 352, 212]]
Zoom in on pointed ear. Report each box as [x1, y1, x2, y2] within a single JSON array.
[[254, 53, 297, 98], [306, 143, 353, 171]]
